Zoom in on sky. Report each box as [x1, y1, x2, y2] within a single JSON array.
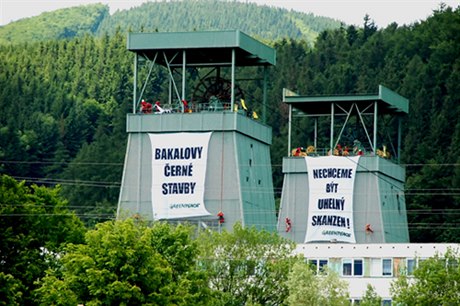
[[1, 0, 459, 27]]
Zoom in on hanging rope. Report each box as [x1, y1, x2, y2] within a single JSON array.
[[219, 116, 225, 224]]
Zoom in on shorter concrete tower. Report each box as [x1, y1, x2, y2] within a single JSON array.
[[278, 86, 410, 243]]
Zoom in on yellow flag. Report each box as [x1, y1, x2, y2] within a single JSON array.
[[240, 99, 248, 111], [252, 111, 259, 119]]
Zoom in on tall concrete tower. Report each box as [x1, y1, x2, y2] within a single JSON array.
[[117, 30, 277, 231], [278, 86, 410, 243]]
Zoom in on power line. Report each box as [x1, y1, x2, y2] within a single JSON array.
[[2, 159, 460, 168], [4, 174, 460, 196], [0, 160, 123, 166], [2, 205, 460, 216], [8, 176, 121, 188]]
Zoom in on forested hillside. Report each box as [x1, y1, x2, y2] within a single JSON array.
[[96, 0, 340, 42], [0, 4, 109, 44], [0, 0, 340, 45], [1, 3, 459, 242]]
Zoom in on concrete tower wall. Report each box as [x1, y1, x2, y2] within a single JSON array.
[[277, 156, 409, 243], [234, 132, 277, 230], [117, 112, 277, 231]]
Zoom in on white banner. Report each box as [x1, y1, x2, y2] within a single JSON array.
[[305, 156, 360, 243], [149, 132, 212, 220]]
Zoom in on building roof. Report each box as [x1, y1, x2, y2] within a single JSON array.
[[127, 30, 276, 67], [295, 243, 459, 258], [283, 85, 409, 115]]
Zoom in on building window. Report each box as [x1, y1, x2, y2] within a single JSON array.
[[351, 298, 361, 304], [342, 259, 363, 276], [319, 259, 328, 272], [307, 259, 317, 271], [405, 258, 430, 276], [406, 258, 416, 276], [382, 258, 392, 276], [354, 259, 363, 276], [343, 259, 352, 276], [382, 299, 392, 305], [307, 259, 328, 274], [447, 258, 458, 270]]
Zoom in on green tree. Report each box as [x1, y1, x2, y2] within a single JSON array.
[[0, 272, 24, 306], [0, 175, 86, 305], [197, 222, 296, 306], [391, 248, 460, 305], [286, 261, 349, 306], [34, 219, 215, 305], [360, 284, 382, 306]]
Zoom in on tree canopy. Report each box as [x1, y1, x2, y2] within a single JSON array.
[[197, 222, 296, 305], [35, 219, 214, 305], [286, 261, 350, 306], [391, 248, 460, 305], [0, 174, 86, 305]]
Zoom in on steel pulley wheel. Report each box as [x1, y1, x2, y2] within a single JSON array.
[[191, 76, 244, 107]]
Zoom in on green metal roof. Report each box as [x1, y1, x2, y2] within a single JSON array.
[[283, 85, 409, 115], [127, 30, 276, 67]]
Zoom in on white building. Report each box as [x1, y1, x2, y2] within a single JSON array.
[[294, 243, 460, 304]]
